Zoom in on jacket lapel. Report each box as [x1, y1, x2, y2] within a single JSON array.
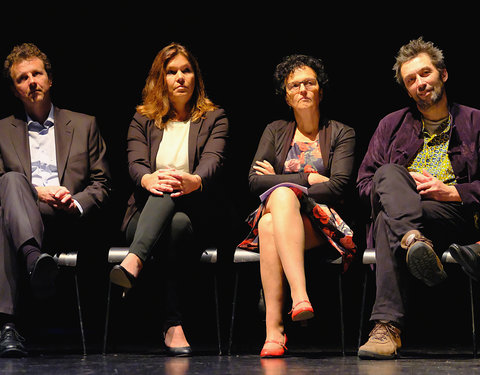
[[150, 123, 164, 172], [54, 107, 73, 184], [188, 117, 201, 173], [9, 115, 31, 179]]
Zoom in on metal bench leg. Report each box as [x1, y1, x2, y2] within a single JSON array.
[[470, 277, 477, 358], [338, 272, 345, 356], [102, 281, 112, 355], [358, 268, 369, 349], [228, 271, 239, 356], [213, 272, 222, 355], [74, 272, 87, 356]]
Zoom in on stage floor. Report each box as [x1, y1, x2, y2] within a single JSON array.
[[2, 350, 480, 375]]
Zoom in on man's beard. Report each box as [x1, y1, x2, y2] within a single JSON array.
[[416, 83, 445, 110]]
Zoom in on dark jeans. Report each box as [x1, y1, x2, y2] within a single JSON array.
[[369, 164, 477, 326], [126, 193, 199, 329]]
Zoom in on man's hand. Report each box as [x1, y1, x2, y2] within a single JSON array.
[[410, 170, 461, 202], [36, 186, 79, 213]]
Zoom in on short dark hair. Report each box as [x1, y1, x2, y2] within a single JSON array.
[[393, 37, 446, 87], [3, 43, 52, 84], [273, 54, 329, 95]]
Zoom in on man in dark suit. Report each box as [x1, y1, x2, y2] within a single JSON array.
[[0, 43, 111, 357]]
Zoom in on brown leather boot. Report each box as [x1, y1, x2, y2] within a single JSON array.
[[358, 321, 401, 359]]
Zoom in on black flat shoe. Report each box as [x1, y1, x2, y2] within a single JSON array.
[[29, 253, 58, 299], [109, 264, 136, 289], [163, 325, 192, 357], [164, 343, 192, 357]]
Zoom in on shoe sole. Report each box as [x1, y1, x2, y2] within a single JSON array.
[[0, 347, 28, 358], [406, 242, 447, 286], [260, 353, 286, 358], [30, 254, 58, 299], [292, 310, 314, 322], [448, 244, 479, 281], [358, 349, 397, 360], [109, 267, 134, 288]]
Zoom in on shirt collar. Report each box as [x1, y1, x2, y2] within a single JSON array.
[[27, 104, 55, 129], [421, 114, 452, 137]]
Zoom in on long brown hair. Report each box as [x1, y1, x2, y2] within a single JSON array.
[[136, 43, 217, 128]]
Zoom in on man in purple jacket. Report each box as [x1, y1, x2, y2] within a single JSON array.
[[357, 37, 480, 359]]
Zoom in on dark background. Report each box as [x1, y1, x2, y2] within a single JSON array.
[[1, 6, 479, 354]]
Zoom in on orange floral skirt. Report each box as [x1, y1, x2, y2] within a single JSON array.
[[237, 186, 356, 272]]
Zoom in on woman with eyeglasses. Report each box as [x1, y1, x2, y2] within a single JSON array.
[[239, 54, 356, 357]]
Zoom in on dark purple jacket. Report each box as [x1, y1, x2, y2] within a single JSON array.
[[357, 103, 480, 209]]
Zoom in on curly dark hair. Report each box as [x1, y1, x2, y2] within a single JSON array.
[[3, 43, 52, 84], [273, 54, 329, 96]]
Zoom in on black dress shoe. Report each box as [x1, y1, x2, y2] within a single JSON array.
[[30, 253, 58, 299], [164, 343, 192, 357], [0, 323, 27, 358], [448, 243, 480, 281]]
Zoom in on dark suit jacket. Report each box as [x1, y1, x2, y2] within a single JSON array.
[[121, 108, 229, 231], [248, 117, 356, 206], [0, 106, 111, 216]]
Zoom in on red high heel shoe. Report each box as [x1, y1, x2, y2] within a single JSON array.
[[260, 334, 288, 358], [289, 300, 314, 321]]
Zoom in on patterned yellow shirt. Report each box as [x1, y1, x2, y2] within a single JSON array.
[[407, 117, 457, 185]]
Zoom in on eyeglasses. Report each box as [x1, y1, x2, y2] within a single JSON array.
[[286, 78, 318, 93]]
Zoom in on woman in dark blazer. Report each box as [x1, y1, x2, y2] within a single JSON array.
[[110, 42, 228, 356], [240, 54, 356, 357]]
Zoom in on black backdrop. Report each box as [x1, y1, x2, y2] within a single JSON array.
[[1, 6, 479, 353]]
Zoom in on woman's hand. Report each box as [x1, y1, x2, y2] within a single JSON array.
[[141, 169, 181, 196], [253, 160, 275, 175], [170, 172, 202, 197], [141, 169, 201, 197], [307, 172, 329, 185]]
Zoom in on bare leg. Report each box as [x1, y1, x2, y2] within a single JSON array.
[[259, 212, 286, 349], [264, 187, 323, 305], [259, 187, 325, 350]]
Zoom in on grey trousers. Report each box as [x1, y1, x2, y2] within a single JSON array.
[[0, 172, 44, 315]]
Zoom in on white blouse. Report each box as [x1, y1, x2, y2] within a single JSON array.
[[155, 120, 190, 173]]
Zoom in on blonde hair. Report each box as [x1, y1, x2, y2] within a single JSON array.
[[136, 43, 216, 128]]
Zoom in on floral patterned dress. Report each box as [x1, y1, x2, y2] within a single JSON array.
[[238, 136, 356, 271]]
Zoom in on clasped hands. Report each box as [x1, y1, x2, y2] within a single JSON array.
[[141, 168, 202, 197], [36, 186, 78, 213], [409, 170, 461, 202]]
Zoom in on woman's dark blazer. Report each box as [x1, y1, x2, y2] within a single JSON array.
[[121, 108, 229, 231], [248, 116, 355, 206]]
